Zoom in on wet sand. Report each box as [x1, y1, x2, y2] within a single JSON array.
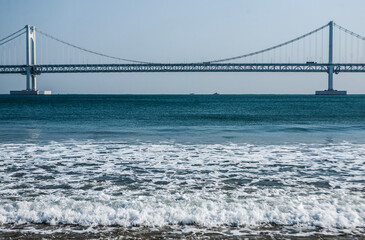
[[0, 224, 364, 239]]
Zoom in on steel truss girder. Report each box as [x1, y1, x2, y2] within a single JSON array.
[[1, 63, 365, 74]]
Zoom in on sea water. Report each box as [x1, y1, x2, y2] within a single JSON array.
[[0, 94, 364, 239]]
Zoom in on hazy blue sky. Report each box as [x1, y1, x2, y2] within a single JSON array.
[[1, 0, 365, 94]]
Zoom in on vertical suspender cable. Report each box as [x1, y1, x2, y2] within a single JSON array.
[[14, 36, 16, 65], [362, 39, 365, 63], [273, 48, 275, 62], [61, 44, 63, 64], [356, 37, 359, 63], [321, 27, 324, 63], [13, 39, 15, 65], [39, 33, 42, 64], [303, 38, 306, 62], [285, 41, 287, 62], [314, 30, 318, 62], [45, 35, 47, 64], [339, 28, 341, 63], [297, 38, 299, 63], [350, 36, 354, 63], [8, 45, 10, 64], [260, 51, 263, 63], [280, 44, 282, 62], [345, 30, 347, 62], [14, 37, 16, 65], [309, 34, 312, 61]]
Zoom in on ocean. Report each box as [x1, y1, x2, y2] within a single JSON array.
[[0, 94, 364, 239]]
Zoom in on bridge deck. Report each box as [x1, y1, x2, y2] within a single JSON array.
[[1, 63, 365, 74]]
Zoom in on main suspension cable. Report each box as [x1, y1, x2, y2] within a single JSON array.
[[36, 28, 153, 64], [0, 27, 25, 42], [208, 23, 329, 63], [335, 23, 365, 41], [0, 31, 25, 46]]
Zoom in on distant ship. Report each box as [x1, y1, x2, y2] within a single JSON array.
[[213, 92, 219, 95]]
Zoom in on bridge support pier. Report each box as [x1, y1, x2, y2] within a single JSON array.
[[31, 75, 36, 91], [328, 66, 334, 91], [10, 25, 51, 95], [315, 21, 346, 95], [315, 66, 346, 95]]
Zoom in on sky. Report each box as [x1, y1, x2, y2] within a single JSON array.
[[1, 0, 365, 94]]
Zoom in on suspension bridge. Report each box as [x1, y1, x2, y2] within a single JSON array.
[[1, 21, 365, 95]]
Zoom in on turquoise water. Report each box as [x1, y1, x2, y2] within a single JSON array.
[[2, 94, 365, 143], [0, 95, 364, 238]]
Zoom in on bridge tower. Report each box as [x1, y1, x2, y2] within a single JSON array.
[[315, 21, 346, 95], [26, 25, 36, 91], [10, 25, 51, 95]]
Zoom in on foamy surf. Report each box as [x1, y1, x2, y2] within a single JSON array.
[[0, 141, 364, 237], [0, 189, 364, 229]]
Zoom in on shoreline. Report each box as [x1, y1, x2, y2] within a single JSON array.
[[0, 224, 363, 240]]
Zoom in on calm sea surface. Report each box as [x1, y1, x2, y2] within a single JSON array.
[[0, 95, 364, 239]]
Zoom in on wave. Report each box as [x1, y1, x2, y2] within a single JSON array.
[[0, 190, 364, 230], [0, 141, 364, 233]]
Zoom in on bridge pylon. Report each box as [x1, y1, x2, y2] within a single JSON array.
[[10, 25, 51, 95], [316, 21, 346, 95]]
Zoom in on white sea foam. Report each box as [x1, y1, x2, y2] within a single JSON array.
[[0, 189, 364, 229], [0, 141, 364, 233]]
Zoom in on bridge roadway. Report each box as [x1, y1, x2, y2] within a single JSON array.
[[1, 63, 365, 74]]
